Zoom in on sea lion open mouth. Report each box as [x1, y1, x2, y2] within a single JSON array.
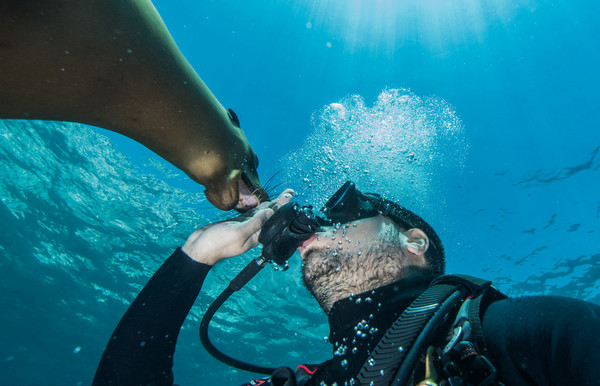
[[235, 171, 269, 213]]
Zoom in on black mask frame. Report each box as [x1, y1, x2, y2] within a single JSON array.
[[320, 181, 444, 269]]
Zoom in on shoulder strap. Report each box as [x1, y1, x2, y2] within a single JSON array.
[[430, 274, 492, 293], [356, 275, 496, 386], [468, 284, 508, 357]]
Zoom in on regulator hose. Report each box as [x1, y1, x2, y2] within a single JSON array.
[[199, 202, 321, 374], [199, 257, 276, 374]]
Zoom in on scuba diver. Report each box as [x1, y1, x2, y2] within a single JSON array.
[[93, 181, 600, 385]]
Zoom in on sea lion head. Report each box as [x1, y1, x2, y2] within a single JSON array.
[[201, 110, 269, 212], [202, 146, 268, 212]]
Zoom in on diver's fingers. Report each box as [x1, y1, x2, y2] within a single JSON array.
[[269, 189, 294, 211], [239, 208, 275, 250], [239, 208, 274, 241], [231, 188, 293, 222], [240, 189, 293, 249]]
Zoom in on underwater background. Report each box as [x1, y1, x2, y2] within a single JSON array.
[[1, 0, 599, 384]]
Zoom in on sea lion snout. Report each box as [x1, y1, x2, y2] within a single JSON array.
[[204, 167, 268, 212], [202, 117, 269, 212], [237, 164, 269, 210]]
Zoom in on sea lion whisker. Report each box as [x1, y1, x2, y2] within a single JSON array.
[[265, 181, 289, 197], [250, 187, 268, 204], [262, 170, 281, 190], [260, 170, 291, 199]]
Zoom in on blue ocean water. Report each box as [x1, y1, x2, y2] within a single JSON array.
[[1, 0, 599, 385]]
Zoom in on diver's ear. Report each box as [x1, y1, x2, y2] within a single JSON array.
[[403, 228, 429, 256]]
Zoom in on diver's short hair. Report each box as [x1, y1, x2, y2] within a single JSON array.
[[366, 195, 445, 273]]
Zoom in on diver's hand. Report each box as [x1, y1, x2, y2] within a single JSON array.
[[182, 189, 294, 265]]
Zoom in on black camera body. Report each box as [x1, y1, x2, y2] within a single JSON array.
[[258, 202, 321, 265]]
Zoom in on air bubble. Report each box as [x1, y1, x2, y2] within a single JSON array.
[[280, 89, 467, 216], [334, 345, 347, 356]]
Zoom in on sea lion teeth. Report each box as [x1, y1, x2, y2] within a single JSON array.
[[236, 178, 261, 211], [0, 0, 267, 211]]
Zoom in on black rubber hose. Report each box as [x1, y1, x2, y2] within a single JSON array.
[[199, 259, 277, 375]]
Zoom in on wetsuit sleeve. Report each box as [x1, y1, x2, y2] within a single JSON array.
[[481, 295, 600, 385], [93, 247, 212, 386]]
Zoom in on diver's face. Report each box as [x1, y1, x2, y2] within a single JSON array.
[[298, 214, 398, 261], [298, 214, 410, 312]]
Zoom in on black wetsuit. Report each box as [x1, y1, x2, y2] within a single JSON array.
[[93, 248, 600, 385]]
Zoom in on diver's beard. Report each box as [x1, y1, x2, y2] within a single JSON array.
[[301, 242, 409, 313]]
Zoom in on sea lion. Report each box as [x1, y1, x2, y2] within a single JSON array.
[[0, 0, 267, 211]]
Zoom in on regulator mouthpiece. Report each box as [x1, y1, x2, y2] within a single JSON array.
[[259, 202, 321, 266]]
